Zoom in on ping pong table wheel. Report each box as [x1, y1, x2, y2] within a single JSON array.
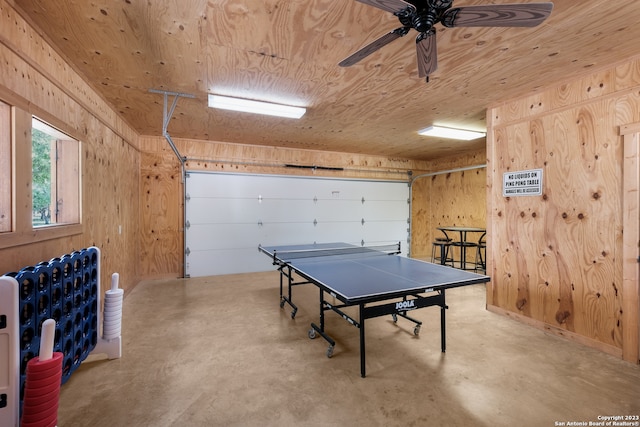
[[291, 308, 297, 319], [279, 299, 285, 309], [413, 325, 421, 336], [392, 314, 398, 323], [308, 328, 316, 339], [326, 345, 334, 358]]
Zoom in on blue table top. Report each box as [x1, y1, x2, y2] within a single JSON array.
[[260, 243, 490, 303]]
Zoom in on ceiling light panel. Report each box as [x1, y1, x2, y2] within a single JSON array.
[[208, 94, 306, 119], [418, 126, 486, 140]]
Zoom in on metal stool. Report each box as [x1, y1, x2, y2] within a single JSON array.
[[475, 232, 486, 273], [431, 238, 453, 266], [451, 240, 479, 270]]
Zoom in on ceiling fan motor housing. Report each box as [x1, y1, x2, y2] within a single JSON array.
[[411, 0, 454, 32], [413, 13, 436, 32]]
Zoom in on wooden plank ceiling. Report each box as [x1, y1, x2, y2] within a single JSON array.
[[10, 0, 640, 160]]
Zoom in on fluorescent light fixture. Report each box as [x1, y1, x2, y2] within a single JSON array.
[[208, 94, 306, 119], [418, 125, 486, 140]]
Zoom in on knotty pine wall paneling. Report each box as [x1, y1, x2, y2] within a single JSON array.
[[0, 2, 141, 295], [487, 55, 640, 362]]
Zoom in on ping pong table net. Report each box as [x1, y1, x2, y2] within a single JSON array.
[[271, 243, 401, 262]]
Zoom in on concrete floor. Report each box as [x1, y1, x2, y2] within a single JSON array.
[[58, 271, 640, 427]]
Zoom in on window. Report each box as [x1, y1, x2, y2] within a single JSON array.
[[31, 118, 80, 227], [0, 100, 82, 249]]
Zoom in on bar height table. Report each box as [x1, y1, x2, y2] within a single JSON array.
[[436, 226, 486, 270]]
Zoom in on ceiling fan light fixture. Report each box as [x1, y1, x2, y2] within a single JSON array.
[[208, 94, 306, 119], [418, 125, 486, 140]]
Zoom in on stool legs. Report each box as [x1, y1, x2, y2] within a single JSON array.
[[475, 243, 486, 272], [431, 241, 453, 266], [474, 232, 487, 273], [452, 242, 479, 270]]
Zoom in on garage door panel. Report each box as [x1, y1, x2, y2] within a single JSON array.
[[361, 221, 409, 244], [187, 197, 262, 223], [258, 199, 317, 223], [185, 172, 409, 277], [362, 200, 411, 221], [186, 248, 273, 276]]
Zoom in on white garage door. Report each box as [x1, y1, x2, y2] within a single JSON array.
[[184, 172, 410, 277]]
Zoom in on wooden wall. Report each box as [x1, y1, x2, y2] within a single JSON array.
[[0, 2, 141, 295], [411, 150, 487, 260], [487, 56, 640, 362], [138, 132, 487, 275], [138, 135, 435, 277]]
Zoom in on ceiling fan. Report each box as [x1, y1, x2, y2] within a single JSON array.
[[339, 0, 554, 81]]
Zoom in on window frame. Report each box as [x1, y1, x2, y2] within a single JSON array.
[[0, 102, 82, 249], [0, 100, 11, 234]]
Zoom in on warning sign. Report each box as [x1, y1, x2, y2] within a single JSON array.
[[503, 169, 543, 197]]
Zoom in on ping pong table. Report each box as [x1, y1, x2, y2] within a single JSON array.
[[259, 242, 490, 377]]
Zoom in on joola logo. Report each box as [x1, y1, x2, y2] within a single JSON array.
[[395, 300, 415, 310]]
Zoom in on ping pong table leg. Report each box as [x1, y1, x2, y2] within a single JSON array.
[[440, 290, 448, 353], [309, 288, 336, 358], [279, 265, 284, 304], [278, 265, 298, 318], [360, 303, 366, 378], [319, 288, 325, 331]]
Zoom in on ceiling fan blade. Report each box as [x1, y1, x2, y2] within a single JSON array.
[[416, 29, 437, 79], [339, 27, 410, 67], [442, 2, 553, 28], [354, 0, 416, 15]]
